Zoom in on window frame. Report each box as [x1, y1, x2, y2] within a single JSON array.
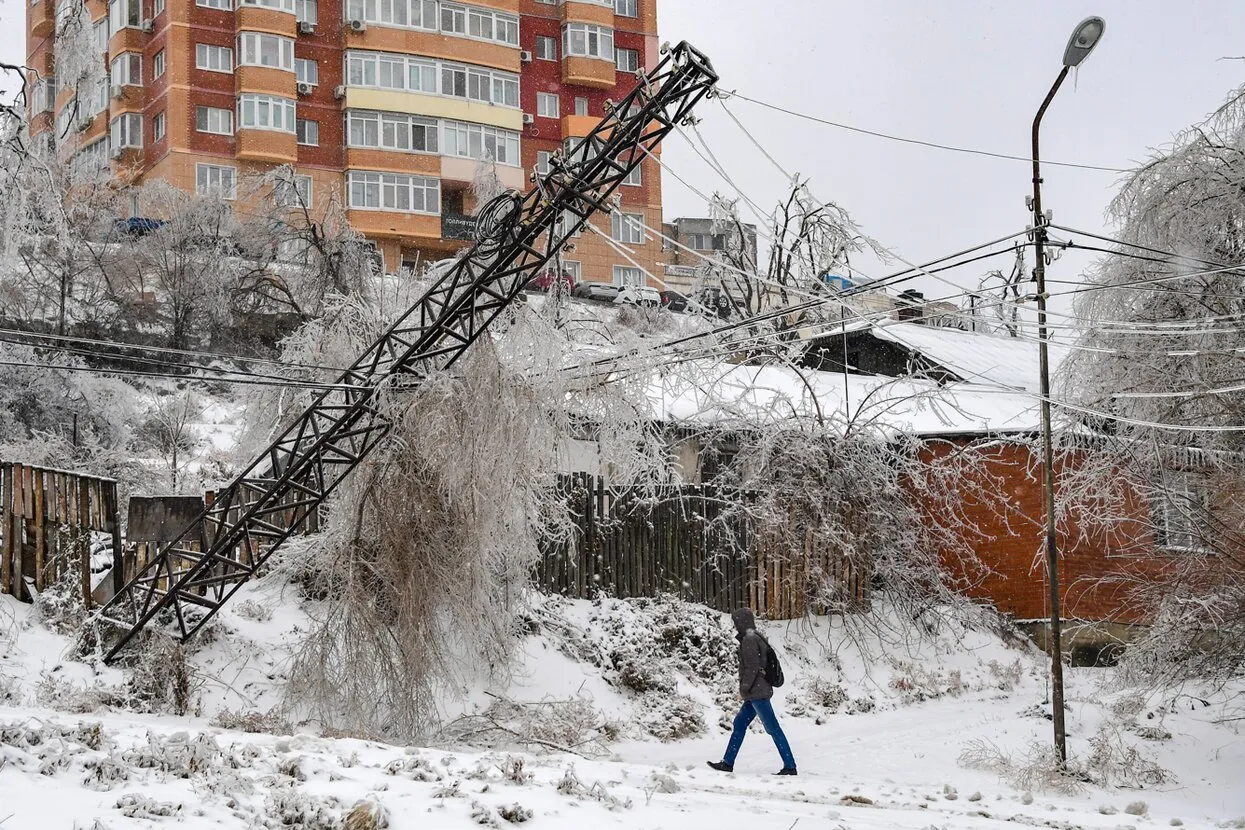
[[534, 34, 556, 61], [613, 0, 636, 17], [536, 91, 559, 119], [611, 211, 645, 244], [346, 169, 441, 215], [563, 22, 614, 62], [275, 173, 314, 208], [109, 112, 143, 148], [110, 52, 142, 87], [237, 93, 297, 133], [295, 57, 319, 85], [196, 162, 238, 200], [195, 105, 235, 135], [1151, 469, 1213, 552], [613, 265, 643, 287], [153, 49, 166, 79], [237, 31, 295, 72], [615, 46, 638, 73], [195, 43, 234, 73], [153, 110, 166, 141], [296, 118, 319, 145]]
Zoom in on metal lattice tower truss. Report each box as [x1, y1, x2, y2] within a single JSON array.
[[97, 42, 718, 662]]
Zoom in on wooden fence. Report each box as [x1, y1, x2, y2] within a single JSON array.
[[536, 473, 870, 619], [0, 462, 123, 606]]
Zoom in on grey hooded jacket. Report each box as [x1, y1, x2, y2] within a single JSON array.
[[732, 608, 773, 701]]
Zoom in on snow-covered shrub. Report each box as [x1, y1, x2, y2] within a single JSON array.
[[34, 672, 123, 714], [634, 691, 705, 741], [125, 632, 192, 716], [211, 708, 291, 735], [555, 765, 631, 811], [116, 794, 182, 819], [958, 738, 1089, 795], [887, 659, 965, 704], [124, 730, 220, 779], [233, 598, 274, 623], [497, 802, 534, 823], [986, 659, 1024, 691], [261, 785, 340, 829], [342, 796, 389, 830], [1086, 722, 1171, 788]]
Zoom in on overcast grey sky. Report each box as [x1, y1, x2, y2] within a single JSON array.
[[3, 1, 1243, 306]]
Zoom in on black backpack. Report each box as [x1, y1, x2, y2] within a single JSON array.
[[763, 640, 785, 688]]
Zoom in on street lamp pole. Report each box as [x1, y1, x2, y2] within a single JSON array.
[[1029, 15, 1105, 767]]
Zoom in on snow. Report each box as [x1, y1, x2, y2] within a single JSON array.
[[2, 588, 1243, 829], [868, 321, 1073, 394], [649, 361, 1041, 436]]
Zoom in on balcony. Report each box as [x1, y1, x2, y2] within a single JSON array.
[[236, 128, 297, 163], [30, 0, 54, 38], [562, 56, 615, 89], [560, 0, 613, 26], [236, 1, 296, 35], [236, 65, 295, 97]]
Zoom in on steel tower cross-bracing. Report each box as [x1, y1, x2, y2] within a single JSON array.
[[96, 42, 719, 663]]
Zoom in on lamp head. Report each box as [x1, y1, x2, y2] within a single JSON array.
[[1063, 16, 1105, 67]]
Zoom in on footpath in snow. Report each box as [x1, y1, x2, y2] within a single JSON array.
[[1, 585, 1243, 829]]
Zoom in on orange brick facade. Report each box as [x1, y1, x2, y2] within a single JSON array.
[[920, 438, 1244, 625], [30, 0, 664, 283]]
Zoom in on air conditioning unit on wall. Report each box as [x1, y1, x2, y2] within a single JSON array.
[[140, 17, 153, 31], [333, 85, 346, 99], [348, 18, 366, 32], [519, 50, 532, 62], [296, 82, 313, 95], [521, 112, 534, 124], [109, 147, 123, 160], [297, 21, 315, 34]]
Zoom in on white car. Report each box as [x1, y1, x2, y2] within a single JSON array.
[[614, 285, 662, 307]]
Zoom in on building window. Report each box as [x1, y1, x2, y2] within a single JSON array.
[[439, 1, 464, 33], [296, 118, 319, 145], [196, 43, 233, 72], [93, 19, 109, 52], [238, 94, 296, 132], [574, 97, 589, 116], [536, 92, 558, 118], [154, 0, 165, 15], [535, 150, 551, 175], [563, 23, 614, 62], [110, 53, 142, 86], [347, 110, 439, 153], [237, 32, 295, 71], [614, 0, 636, 16], [107, 0, 140, 31], [346, 0, 436, 30], [196, 0, 232, 8], [196, 163, 237, 199], [275, 173, 313, 208], [109, 112, 142, 148], [295, 0, 316, 22], [153, 49, 165, 78], [32, 77, 55, 113], [611, 211, 644, 244], [239, 0, 295, 12], [345, 51, 518, 108], [623, 161, 640, 186], [616, 47, 638, 73], [153, 111, 165, 141], [295, 58, 319, 85], [614, 265, 643, 286], [1152, 470, 1212, 551], [456, 5, 517, 45], [535, 34, 556, 61], [196, 105, 234, 135], [347, 170, 440, 214], [441, 119, 520, 165], [562, 260, 582, 281], [76, 137, 111, 172]]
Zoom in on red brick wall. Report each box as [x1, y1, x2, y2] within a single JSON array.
[[918, 438, 1203, 624]]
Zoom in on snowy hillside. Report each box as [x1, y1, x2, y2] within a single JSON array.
[[2, 582, 1243, 829]]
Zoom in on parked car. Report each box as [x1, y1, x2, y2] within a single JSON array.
[[659, 290, 688, 312], [572, 281, 622, 302], [525, 268, 578, 293], [615, 285, 662, 307], [112, 216, 166, 238]]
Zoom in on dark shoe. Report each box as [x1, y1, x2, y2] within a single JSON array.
[[775, 767, 797, 776], [706, 761, 734, 772]]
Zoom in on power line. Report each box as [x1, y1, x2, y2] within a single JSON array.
[[717, 91, 1130, 173], [0, 357, 351, 390]]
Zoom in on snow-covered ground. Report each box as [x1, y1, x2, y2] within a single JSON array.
[[1, 584, 1242, 829]]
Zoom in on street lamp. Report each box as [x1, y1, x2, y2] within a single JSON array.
[[1030, 15, 1105, 766]]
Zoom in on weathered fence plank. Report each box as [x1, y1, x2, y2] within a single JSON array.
[[541, 475, 870, 620]]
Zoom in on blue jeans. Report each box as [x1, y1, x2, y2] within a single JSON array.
[[723, 698, 796, 769]]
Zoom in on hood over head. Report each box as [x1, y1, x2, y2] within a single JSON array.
[[731, 607, 756, 635]]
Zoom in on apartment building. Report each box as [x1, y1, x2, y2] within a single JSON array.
[[27, 0, 663, 281]]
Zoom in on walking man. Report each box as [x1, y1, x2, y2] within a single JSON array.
[[707, 607, 797, 775]]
